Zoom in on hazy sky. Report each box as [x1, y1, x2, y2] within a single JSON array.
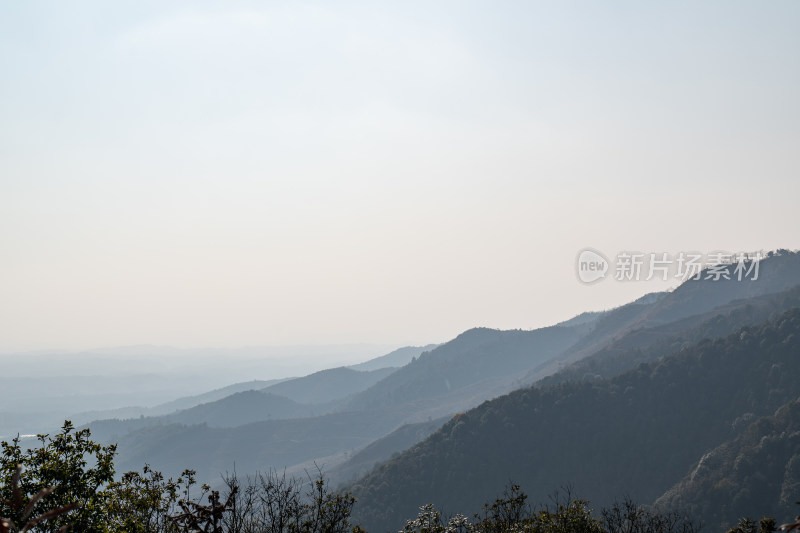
[[1, 1, 798, 352]]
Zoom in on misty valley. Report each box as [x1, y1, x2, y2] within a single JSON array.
[[3, 251, 800, 532]]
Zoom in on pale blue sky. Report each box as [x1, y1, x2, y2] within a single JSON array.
[[1, 1, 798, 351]]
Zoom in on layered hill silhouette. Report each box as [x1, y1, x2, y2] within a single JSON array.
[[348, 297, 800, 531], [349, 345, 440, 372], [262, 366, 396, 404], [71, 378, 288, 426], [342, 324, 591, 413], [327, 416, 449, 487], [80, 250, 800, 531], [86, 366, 400, 444], [111, 406, 420, 482], [539, 283, 800, 388], [88, 321, 595, 477], [523, 251, 800, 383], [90, 321, 590, 480]]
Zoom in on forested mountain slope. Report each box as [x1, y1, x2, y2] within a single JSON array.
[[349, 307, 800, 532], [539, 283, 800, 387], [656, 398, 800, 530], [527, 253, 800, 383]]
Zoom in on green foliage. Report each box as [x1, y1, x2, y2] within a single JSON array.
[[0, 463, 79, 533], [0, 422, 363, 533], [473, 484, 531, 533], [532, 499, 603, 533], [399, 486, 696, 533], [724, 516, 777, 533], [400, 504, 469, 533], [0, 422, 198, 533], [104, 465, 196, 532], [728, 517, 759, 533], [0, 421, 116, 532]]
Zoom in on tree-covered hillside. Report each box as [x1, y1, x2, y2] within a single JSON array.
[[526, 252, 800, 381], [349, 307, 800, 532], [656, 398, 800, 530], [539, 283, 800, 387]]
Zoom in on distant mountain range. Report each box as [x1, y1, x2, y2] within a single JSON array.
[[346, 251, 800, 531], [348, 345, 440, 372], [262, 366, 397, 405], [70, 249, 800, 532], [0, 343, 393, 436]]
